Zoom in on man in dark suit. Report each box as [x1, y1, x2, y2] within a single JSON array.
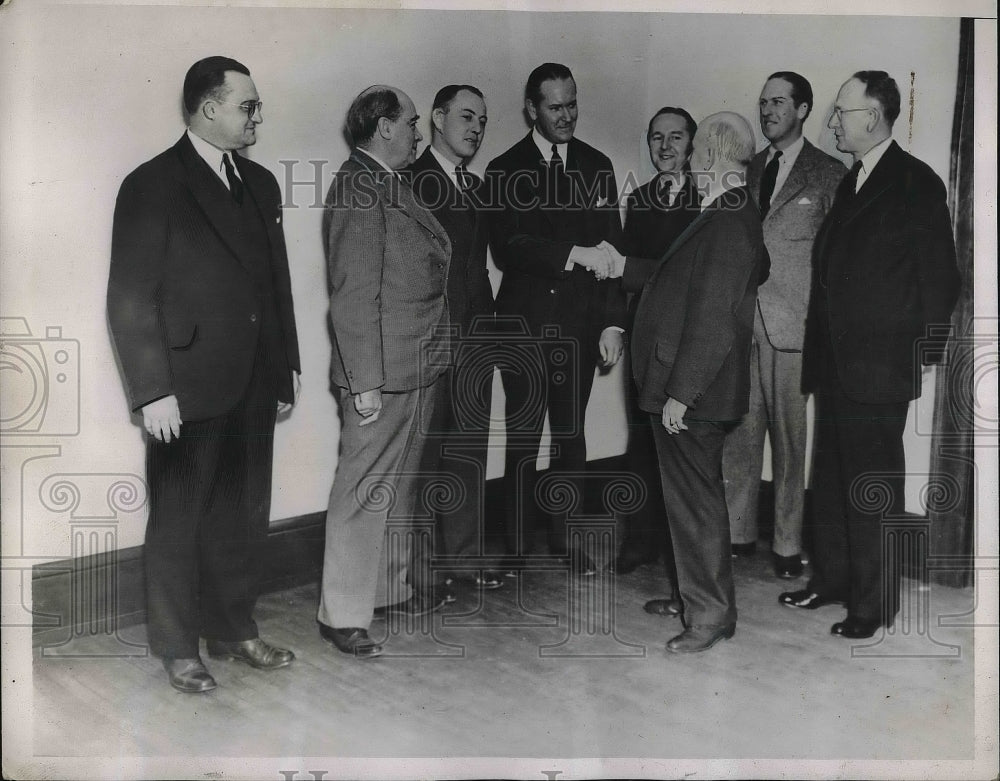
[[407, 85, 503, 592], [610, 112, 769, 653], [107, 56, 301, 693], [486, 63, 626, 576], [722, 72, 845, 578], [610, 106, 702, 579], [781, 71, 959, 639], [318, 85, 452, 659]]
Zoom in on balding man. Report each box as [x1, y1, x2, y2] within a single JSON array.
[[318, 85, 453, 658], [609, 112, 769, 653]]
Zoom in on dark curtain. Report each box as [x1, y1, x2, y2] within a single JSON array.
[[928, 18, 975, 588]]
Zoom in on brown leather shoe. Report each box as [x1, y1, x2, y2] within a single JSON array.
[[643, 598, 683, 617], [163, 657, 217, 693], [318, 624, 383, 659], [206, 637, 295, 670], [665, 624, 735, 653]]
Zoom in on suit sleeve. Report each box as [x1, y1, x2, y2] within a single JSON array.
[[106, 170, 173, 412], [602, 168, 627, 330], [326, 181, 386, 394], [263, 172, 302, 374], [665, 214, 758, 408], [911, 176, 960, 362], [486, 163, 575, 278]]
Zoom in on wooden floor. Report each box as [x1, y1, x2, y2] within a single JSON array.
[[33, 554, 976, 765]]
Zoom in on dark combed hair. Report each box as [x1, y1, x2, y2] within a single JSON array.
[[767, 70, 814, 119], [646, 106, 698, 144], [183, 56, 250, 116], [853, 70, 901, 125], [432, 84, 484, 112], [524, 62, 574, 105], [347, 87, 403, 146]]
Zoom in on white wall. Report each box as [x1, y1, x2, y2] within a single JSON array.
[[0, 6, 960, 559]]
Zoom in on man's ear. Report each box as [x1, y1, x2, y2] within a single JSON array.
[[200, 101, 216, 122], [796, 102, 810, 122], [377, 115, 393, 140], [524, 98, 538, 124], [431, 107, 446, 135], [865, 108, 881, 134]]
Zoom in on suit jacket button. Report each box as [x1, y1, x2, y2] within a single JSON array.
[[250, 314, 257, 323], [549, 289, 556, 294]]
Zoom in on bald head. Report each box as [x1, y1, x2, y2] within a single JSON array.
[[346, 84, 421, 169], [695, 112, 756, 169]]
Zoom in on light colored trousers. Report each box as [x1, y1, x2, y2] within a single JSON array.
[[722, 315, 808, 557], [318, 378, 441, 629]]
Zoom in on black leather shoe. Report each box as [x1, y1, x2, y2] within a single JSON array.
[[379, 592, 447, 617], [774, 553, 804, 579], [666, 624, 735, 653], [731, 542, 756, 558], [163, 657, 217, 693], [831, 618, 882, 639], [318, 624, 383, 658], [643, 598, 682, 617], [779, 589, 840, 609], [206, 637, 295, 670]]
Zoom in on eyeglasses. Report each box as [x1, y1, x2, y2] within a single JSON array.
[[829, 106, 873, 122], [215, 100, 263, 118]]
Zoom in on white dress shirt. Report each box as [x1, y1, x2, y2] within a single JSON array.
[[855, 136, 893, 192], [532, 127, 568, 165], [429, 144, 463, 189], [187, 129, 240, 190]]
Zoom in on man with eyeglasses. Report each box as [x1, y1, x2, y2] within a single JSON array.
[[107, 56, 302, 693], [722, 72, 844, 580], [782, 71, 960, 640]]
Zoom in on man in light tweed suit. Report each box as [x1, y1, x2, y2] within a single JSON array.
[[722, 71, 845, 578], [318, 85, 452, 659]]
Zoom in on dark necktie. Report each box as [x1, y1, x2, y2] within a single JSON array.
[[455, 164, 475, 194], [550, 144, 563, 171], [657, 176, 672, 207], [846, 159, 864, 195], [758, 149, 782, 219], [222, 152, 243, 205]]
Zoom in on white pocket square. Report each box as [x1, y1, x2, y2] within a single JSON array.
[[276, 215, 282, 223], [597, 197, 607, 207], [797, 197, 812, 205]]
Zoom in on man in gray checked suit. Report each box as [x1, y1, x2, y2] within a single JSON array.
[[722, 71, 845, 579], [318, 85, 452, 659]]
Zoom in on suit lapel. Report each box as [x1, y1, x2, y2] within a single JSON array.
[[836, 141, 901, 228], [355, 150, 451, 254], [765, 148, 810, 217], [174, 135, 258, 270]]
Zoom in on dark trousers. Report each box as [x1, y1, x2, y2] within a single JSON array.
[[618, 374, 674, 576], [422, 361, 494, 578], [499, 332, 598, 556], [144, 358, 277, 659], [807, 385, 908, 625], [651, 417, 736, 628]]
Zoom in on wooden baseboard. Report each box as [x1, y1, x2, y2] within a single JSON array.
[[31, 457, 960, 646]]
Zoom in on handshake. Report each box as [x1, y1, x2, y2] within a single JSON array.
[[573, 241, 626, 281]]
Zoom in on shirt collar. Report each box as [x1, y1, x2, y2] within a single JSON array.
[[429, 144, 462, 188], [767, 133, 805, 168], [532, 127, 568, 164], [356, 147, 398, 176], [187, 128, 238, 179], [859, 136, 893, 178]]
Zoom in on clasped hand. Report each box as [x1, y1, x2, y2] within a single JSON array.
[[573, 241, 625, 280]]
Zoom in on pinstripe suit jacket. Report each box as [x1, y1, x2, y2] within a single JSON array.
[[323, 149, 453, 394]]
